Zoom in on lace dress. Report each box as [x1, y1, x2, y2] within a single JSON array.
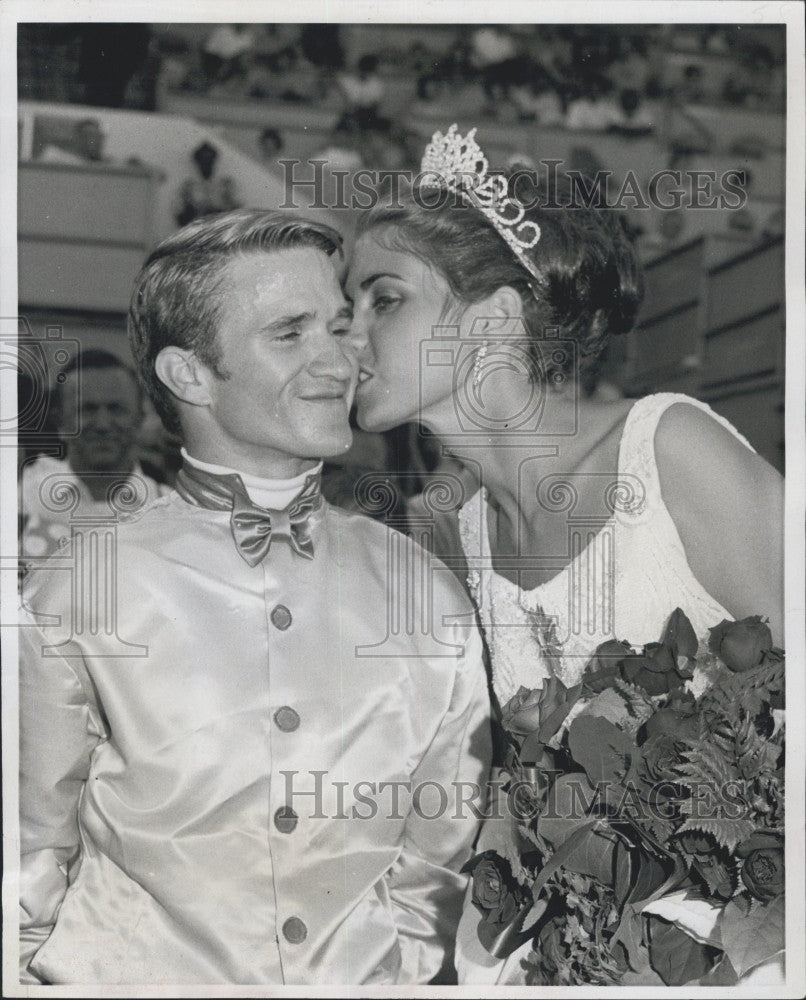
[[457, 393, 755, 708], [454, 393, 758, 985]]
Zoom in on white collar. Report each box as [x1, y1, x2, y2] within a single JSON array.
[[181, 448, 323, 510]]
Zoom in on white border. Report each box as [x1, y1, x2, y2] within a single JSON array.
[[1, 2, 804, 998]]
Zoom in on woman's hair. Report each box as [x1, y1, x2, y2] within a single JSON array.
[[356, 172, 643, 381], [128, 210, 343, 434]]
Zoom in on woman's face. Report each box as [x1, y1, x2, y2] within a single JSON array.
[[344, 231, 459, 432]]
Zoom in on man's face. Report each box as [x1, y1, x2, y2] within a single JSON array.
[[63, 367, 142, 472], [76, 122, 104, 161], [198, 248, 359, 475]]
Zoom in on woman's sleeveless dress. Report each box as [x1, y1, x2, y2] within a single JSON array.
[[454, 393, 758, 985], [457, 393, 755, 708]]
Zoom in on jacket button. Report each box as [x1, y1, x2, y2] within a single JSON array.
[[270, 605, 292, 630], [274, 806, 298, 833], [282, 916, 307, 944], [274, 706, 300, 732]]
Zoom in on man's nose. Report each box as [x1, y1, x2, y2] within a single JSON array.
[[83, 406, 113, 431], [340, 317, 370, 366], [308, 340, 355, 381]]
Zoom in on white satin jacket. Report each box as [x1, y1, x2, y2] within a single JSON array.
[[19, 490, 491, 986]]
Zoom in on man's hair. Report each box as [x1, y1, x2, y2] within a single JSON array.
[[128, 209, 344, 434], [52, 348, 142, 422]]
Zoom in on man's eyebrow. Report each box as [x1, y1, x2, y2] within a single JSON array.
[[360, 272, 403, 290], [333, 305, 353, 321], [261, 311, 314, 332]]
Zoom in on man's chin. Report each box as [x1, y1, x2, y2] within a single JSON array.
[[310, 433, 354, 460]]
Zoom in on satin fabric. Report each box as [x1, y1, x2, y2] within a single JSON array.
[[19, 492, 491, 985], [174, 462, 322, 564]]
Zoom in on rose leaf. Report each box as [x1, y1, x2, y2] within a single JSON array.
[[719, 894, 785, 978], [610, 905, 649, 973], [648, 916, 719, 985], [698, 954, 739, 985], [568, 714, 636, 786], [537, 772, 598, 846]]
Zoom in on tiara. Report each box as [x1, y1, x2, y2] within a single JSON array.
[[420, 124, 541, 281]]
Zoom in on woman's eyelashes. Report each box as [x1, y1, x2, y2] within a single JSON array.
[[372, 292, 402, 314]]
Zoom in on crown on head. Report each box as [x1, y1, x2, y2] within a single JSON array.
[[420, 124, 541, 281]]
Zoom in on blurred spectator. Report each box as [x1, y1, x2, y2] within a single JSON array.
[[509, 75, 564, 125], [566, 87, 622, 131], [248, 45, 315, 102], [311, 119, 364, 173], [608, 88, 655, 136], [679, 63, 706, 103], [414, 32, 469, 102], [337, 55, 386, 131], [174, 141, 240, 227], [202, 24, 255, 87], [469, 26, 519, 109], [257, 127, 284, 165], [19, 350, 169, 570], [38, 117, 109, 165], [300, 24, 345, 74], [722, 41, 777, 109], [76, 24, 153, 108]]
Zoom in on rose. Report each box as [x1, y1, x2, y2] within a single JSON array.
[[638, 734, 689, 806], [502, 680, 580, 745], [463, 851, 525, 924], [640, 734, 686, 784], [501, 686, 543, 736], [620, 642, 686, 696], [584, 639, 633, 692], [708, 616, 773, 672], [738, 832, 784, 902], [641, 707, 700, 744]]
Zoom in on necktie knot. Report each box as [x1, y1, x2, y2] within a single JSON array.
[[176, 463, 322, 565]]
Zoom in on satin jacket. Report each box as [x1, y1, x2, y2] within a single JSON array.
[[19, 491, 491, 985]]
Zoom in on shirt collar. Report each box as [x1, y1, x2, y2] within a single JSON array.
[[181, 448, 323, 511]]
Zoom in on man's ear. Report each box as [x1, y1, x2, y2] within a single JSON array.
[[154, 347, 214, 409]]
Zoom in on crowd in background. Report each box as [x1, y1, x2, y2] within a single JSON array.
[[19, 24, 786, 113], [19, 23, 786, 177]]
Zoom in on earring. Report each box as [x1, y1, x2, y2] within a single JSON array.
[[473, 341, 488, 389]]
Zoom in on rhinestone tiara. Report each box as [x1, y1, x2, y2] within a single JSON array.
[[420, 124, 541, 281]]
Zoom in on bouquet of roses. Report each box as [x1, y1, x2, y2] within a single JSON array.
[[463, 609, 785, 986]]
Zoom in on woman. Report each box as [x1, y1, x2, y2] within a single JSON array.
[[344, 125, 784, 978]]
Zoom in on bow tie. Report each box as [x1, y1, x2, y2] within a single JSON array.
[[175, 462, 323, 566]]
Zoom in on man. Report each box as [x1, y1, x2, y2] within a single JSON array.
[[37, 117, 108, 166], [174, 141, 240, 228], [19, 210, 491, 985], [20, 349, 168, 569]]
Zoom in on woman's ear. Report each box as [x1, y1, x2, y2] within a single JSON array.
[[464, 285, 525, 337], [154, 347, 214, 409]]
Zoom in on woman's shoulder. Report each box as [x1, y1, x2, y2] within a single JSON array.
[[618, 393, 753, 481], [652, 395, 777, 525], [622, 392, 751, 448], [650, 394, 759, 484]]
